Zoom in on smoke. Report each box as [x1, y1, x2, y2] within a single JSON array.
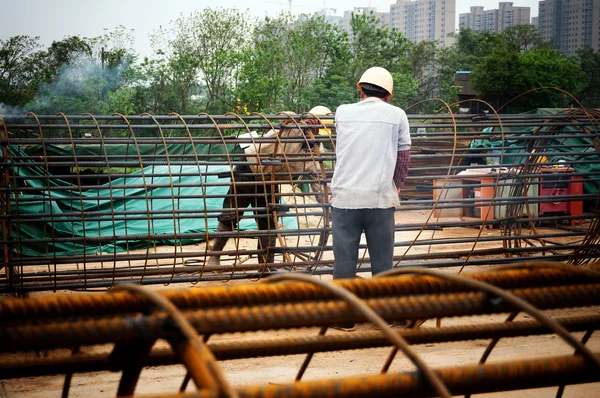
[[0, 102, 25, 117], [25, 55, 134, 114]]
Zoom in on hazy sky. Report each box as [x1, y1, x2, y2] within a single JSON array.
[[2, 0, 540, 58]]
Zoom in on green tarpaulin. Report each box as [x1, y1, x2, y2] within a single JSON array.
[[10, 144, 299, 257], [470, 108, 600, 194]]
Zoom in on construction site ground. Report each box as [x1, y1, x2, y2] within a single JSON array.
[[2, 208, 600, 397]]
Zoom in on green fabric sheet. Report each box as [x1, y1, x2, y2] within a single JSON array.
[[10, 144, 299, 257], [470, 108, 600, 194]]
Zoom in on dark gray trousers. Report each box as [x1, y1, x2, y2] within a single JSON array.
[[332, 207, 396, 279]]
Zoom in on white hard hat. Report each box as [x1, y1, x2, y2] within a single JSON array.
[[357, 66, 393, 96], [308, 105, 331, 115], [308, 105, 332, 136]]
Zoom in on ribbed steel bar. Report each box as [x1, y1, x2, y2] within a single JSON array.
[[0, 264, 598, 397], [2, 283, 599, 352], [1, 266, 595, 321], [2, 244, 586, 285], [1, 313, 598, 380], [1, 112, 599, 291], [132, 353, 600, 398]]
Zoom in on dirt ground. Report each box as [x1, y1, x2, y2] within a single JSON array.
[[2, 204, 599, 397]]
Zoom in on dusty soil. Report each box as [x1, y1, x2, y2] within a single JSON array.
[[1, 198, 599, 397]]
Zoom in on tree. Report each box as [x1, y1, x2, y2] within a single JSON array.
[[303, 75, 355, 112], [235, 13, 350, 112], [46, 36, 92, 69], [407, 40, 458, 111], [26, 26, 141, 115], [0, 35, 44, 106], [89, 25, 137, 67], [344, 12, 424, 109], [502, 24, 546, 53], [234, 16, 288, 112], [139, 57, 176, 113], [161, 8, 250, 113], [575, 47, 600, 108], [472, 47, 584, 112], [348, 12, 412, 84], [446, 28, 504, 73]]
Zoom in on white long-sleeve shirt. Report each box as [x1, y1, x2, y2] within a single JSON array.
[[331, 97, 411, 209]]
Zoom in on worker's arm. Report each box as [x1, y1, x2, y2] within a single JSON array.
[[393, 149, 410, 194], [394, 110, 411, 194]]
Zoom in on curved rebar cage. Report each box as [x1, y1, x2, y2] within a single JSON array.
[[0, 110, 600, 293]]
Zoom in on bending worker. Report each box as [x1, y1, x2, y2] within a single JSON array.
[[331, 66, 411, 282], [207, 108, 329, 269]]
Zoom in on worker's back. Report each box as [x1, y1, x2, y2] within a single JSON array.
[[332, 97, 408, 209]]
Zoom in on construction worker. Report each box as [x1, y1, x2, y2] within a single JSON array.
[[207, 109, 329, 270], [330, 66, 411, 330]]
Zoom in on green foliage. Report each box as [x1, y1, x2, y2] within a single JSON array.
[[303, 75, 357, 111], [408, 40, 458, 112], [158, 7, 250, 114], [389, 71, 419, 109], [44, 36, 92, 80], [0, 35, 44, 106], [96, 87, 139, 115], [444, 28, 504, 74], [472, 47, 584, 112], [0, 27, 141, 116], [235, 13, 351, 112], [501, 24, 546, 53], [348, 12, 412, 83], [575, 47, 600, 108], [5, 8, 600, 116]]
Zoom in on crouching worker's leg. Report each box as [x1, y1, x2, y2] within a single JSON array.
[[257, 233, 277, 270], [207, 168, 249, 267], [207, 213, 237, 267], [255, 210, 278, 272]]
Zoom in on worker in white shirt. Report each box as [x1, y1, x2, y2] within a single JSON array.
[[331, 66, 411, 280]]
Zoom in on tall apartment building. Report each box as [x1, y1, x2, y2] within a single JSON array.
[[459, 2, 530, 33], [538, 0, 600, 55], [389, 0, 456, 46], [313, 9, 343, 28], [338, 7, 390, 35]]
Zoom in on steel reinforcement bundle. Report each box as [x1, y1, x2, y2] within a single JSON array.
[[0, 110, 599, 293], [0, 262, 599, 397]]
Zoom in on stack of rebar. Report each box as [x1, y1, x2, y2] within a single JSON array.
[[0, 262, 599, 397]]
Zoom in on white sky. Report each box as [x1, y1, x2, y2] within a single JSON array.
[[2, 0, 540, 59]]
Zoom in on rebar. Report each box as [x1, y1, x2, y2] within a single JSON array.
[[1, 111, 599, 292], [0, 263, 599, 396]]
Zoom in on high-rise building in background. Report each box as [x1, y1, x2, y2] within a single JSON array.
[[313, 0, 457, 47], [459, 2, 530, 33], [538, 0, 600, 56], [308, 0, 600, 56], [338, 7, 390, 35], [313, 8, 343, 28], [389, 0, 456, 46]]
